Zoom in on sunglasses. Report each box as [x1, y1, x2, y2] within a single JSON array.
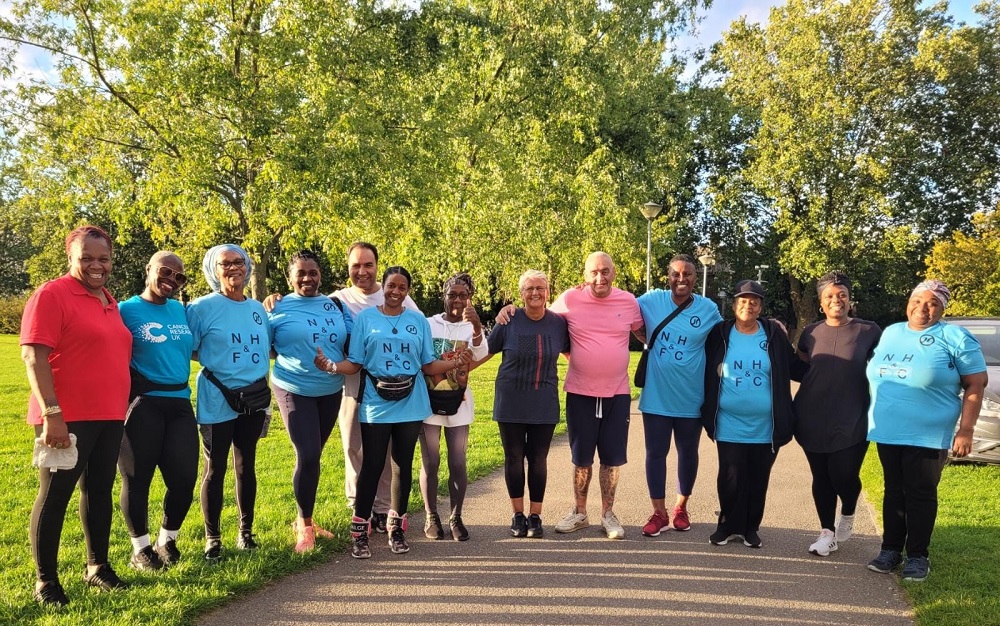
[[155, 265, 188, 286]]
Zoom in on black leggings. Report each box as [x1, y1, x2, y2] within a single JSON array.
[[273, 385, 341, 519], [877, 443, 947, 558], [497, 422, 556, 502], [119, 396, 199, 537], [200, 411, 265, 538], [31, 420, 123, 583], [419, 424, 470, 517], [804, 440, 869, 530], [354, 421, 422, 521]]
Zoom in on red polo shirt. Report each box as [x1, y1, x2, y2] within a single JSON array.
[[20, 274, 132, 424]]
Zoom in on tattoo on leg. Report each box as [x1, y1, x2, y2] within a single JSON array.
[[574, 466, 592, 501], [600, 465, 620, 511]]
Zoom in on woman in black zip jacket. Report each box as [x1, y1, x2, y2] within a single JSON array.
[[700, 280, 796, 549]]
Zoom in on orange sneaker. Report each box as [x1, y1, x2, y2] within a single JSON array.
[[295, 523, 316, 553]]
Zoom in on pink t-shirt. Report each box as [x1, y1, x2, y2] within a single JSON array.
[[550, 286, 644, 397], [20, 274, 132, 424]]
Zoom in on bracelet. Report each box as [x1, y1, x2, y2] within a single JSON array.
[[472, 331, 483, 340], [42, 405, 62, 417], [328, 360, 338, 374]]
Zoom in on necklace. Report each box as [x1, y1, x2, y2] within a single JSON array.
[[380, 305, 402, 334]]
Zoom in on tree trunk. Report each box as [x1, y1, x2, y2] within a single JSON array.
[[249, 244, 268, 301], [788, 274, 816, 345]]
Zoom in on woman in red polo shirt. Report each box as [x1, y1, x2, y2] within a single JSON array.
[[20, 225, 133, 607]]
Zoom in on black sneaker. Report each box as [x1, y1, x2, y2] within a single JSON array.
[[526, 514, 543, 538], [743, 530, 762, 548], [389, 528, 410, 554], [424, 513, 444, 540], [154, 539, 181, 566], [450, 515, 469, 542], [83, 564, 129, 591], [129, 545, 165, 571], [34, 581, 70, 607], [709, 528, 733, 545], [372, 512, 388, 534], [351, 534, 371, 559], [867, 549, 903, 574], [204, 538, 223, 563], [510, 512, 528, 538], [902, 555, 930, 581], [236, 531, 259, 551]]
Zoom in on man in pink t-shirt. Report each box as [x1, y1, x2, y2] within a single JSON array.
[[549, 252, 645, 539]]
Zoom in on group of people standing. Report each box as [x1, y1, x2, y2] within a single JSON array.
[[20, 226, 984, 607]]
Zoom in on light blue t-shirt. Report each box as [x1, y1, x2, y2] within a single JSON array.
[[119, 296, 193, 399], [347, 307, 436, 424], [867, 321, 986, 449], [716, 324, 773, 444], [269, 294, 353, 397], [637, 291, 723, 417], [187, 292, 272, 425]]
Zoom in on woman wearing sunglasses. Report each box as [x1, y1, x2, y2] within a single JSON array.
[[117, 252, 197, 570]]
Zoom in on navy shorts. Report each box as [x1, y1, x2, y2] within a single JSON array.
[[566, 392, 631, 467]]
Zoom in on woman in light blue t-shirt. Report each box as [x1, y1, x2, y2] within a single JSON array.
[[269, 250, 352, 553], [315, 266, 471, 560], [864, 280, 986, 582]]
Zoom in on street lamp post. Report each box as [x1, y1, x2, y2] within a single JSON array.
[[755, 264, 770, 283], [698, 253, 716, 297], [640, 201, 663, 292]]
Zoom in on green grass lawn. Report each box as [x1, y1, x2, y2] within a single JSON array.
[[4, 332, 1000, 625]]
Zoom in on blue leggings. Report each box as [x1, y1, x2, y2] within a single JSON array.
[[642, 413, 703, 499]]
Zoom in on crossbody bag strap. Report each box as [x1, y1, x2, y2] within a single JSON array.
[[646, 296, 694, 348], [202, 368, 231, 394]]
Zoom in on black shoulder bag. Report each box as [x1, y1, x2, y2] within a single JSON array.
[[633, 297, 693, 388]]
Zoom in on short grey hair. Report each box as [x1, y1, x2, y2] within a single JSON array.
[[518, 269, 549, 292]]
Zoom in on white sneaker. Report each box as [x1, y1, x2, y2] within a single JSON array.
[[554, 508, 589, 533], [835, 514, 855, 543], [601, 510, 625, 539], [809, 529, 838, 557]]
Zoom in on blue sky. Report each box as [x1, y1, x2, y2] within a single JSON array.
[[0, 0, 990, 85]]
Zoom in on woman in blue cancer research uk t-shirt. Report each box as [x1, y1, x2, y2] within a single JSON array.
[[314, 266, 471, 560], [269, 250, 353, 553], [864, 280, 986, 582], [701, 280, 795, 551], [118, 252, 195, 571]]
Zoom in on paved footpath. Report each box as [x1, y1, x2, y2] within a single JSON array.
[[199, 401, 913, 626]]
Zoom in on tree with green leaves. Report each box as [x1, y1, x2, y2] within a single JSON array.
[[713, 0, 1000, 333]]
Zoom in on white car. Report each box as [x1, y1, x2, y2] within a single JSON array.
[[947, 317, 1000, 464]]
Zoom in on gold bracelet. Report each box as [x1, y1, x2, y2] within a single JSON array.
[[42, 405, 62, 417]]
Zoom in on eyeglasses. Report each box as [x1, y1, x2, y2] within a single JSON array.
[[522, 286, 548, 293], [155, 266, 188, 286], [217, 259, 246, 270]]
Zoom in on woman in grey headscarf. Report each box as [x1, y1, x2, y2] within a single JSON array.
[[864, 279, 987, 582], [187, 244, 273, 562]]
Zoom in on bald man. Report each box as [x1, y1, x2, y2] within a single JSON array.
[[550, 252, 645, 539]]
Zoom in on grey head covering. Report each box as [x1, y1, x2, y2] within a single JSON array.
[[911, 279, 950, 309], [202, 244, 253, 293]]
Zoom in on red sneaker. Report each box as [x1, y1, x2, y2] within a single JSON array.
[[672, 505, 691, 531], [642, 511, 669, 537]]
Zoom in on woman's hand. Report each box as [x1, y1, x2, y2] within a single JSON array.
[[954, 371, 988, 457], [314, 347, 335, 373], [494, 304, 517, 325], [42, 413, 71, 449]]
